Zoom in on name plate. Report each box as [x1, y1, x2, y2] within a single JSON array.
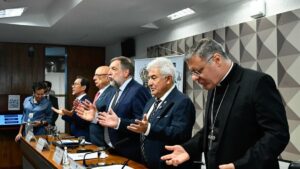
[[53, 146, 64, 165], [25, 131, 36, 142], [36, 137, 49, 152], [70, 158, 86, 169]]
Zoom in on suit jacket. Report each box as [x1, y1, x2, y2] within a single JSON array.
[[89, 85, 115, 147], [183, 64, 290, 169], [143, 87, 196, 169], [62, 94, 92, 141], [48, 94, 59, 126], [107, 79, 151, 162]]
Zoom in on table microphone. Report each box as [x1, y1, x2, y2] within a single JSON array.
[[82, 150, 102, 167], [83, 137, 130, 167]]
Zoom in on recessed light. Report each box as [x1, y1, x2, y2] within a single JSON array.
[[167, 8, 195, 20], [0, 7, 26, 19]]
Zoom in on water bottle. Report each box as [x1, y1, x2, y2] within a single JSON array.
[[25, 113, 34, 135], [62, 146, 70, 169]]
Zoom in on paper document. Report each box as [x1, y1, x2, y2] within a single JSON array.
[[91, 165, 133, 169], [56, 139, 92, 145], [68, 152, 98, 161]]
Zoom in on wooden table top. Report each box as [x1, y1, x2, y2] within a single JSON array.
[[20, 135, 147, 169]]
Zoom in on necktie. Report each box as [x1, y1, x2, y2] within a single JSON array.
[[110, 89, 120, 110], [141, 99, 161, 163], [104, 89, 121, 147], [148, 99, 161, 121], [93, 91, 101, 105]]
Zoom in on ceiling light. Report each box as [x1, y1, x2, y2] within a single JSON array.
[[167, 8, 195, 20], [0, 7, 26, 19], [250, 0, 266, 19], [141, 23, 159, 29]]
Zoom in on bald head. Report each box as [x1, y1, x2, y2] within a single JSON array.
[[93, 66, 110, 89]]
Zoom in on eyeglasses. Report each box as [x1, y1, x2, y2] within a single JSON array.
[[94, 74, 108, 77], [190, 55, 214, 77], [72, 82, 81, 86]]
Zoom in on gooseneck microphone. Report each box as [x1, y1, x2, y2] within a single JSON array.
[[82, 137, 130, 167], [82, 150, 101, 167]]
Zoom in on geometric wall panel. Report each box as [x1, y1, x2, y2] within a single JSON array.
[[147, 8, 300, 161], [177, 38, 186, 54], [226, 25, 240, 63], [278, 56, 300, 87]]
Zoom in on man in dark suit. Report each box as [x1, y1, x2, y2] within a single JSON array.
[[52, 76, 92, 141], [97, 56, 151, 162], [161, 38, 290, 169], [44, 80, 59, 126], [127, 57, 196, 169], [89, 66, 115, 147]]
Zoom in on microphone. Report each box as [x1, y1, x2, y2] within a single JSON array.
[[82, 137, 130, 167], [82, 150, 101, 167]]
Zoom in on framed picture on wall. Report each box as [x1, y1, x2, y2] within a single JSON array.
[[8, 95, 20, 111]]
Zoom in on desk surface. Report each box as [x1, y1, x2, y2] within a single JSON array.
[[20, 136, 147, 169]]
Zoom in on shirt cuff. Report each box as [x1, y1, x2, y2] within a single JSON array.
[[114, 118, 121, 129], [91, 111, 98, 124], [144, 123, 151, 136]]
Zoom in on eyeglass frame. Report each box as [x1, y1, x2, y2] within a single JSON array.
[[190, 54, 215, 77], [94, 73, 108, 77]]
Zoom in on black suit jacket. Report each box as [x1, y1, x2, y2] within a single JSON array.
[[89, 85, 115, 147], [183, 64, 289, 169], [48, 94, 59, 126], [143, 87, 195, 169]]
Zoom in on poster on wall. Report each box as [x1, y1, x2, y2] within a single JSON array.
[[8, 95, 20, 111], [134, 55, 184, 92]]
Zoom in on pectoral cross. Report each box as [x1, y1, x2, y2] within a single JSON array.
[[208, 128, 216, 150]]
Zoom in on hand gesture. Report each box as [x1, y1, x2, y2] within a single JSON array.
[[127, 114, 149, 134], [15, 133, 22, 142], [51, 107, 63, 115], [98, 108, 119, 128], [52, 107, 72, 116], [76, 99, 96, 121], [72, 99, 80, 110], [219, 163, 235, 169], [160, 145, 190, 166]]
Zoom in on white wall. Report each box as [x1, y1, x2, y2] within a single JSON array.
[[106, 0, 300, 61], [45, 72, 65, 133]]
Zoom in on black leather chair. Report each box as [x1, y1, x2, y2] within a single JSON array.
[[289, 161, 300, 169]]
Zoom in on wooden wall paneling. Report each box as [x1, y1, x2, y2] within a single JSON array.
[[0, 43, 45, 169], [0, 44, 12, 94], [66, 46, 105, 109], [10, 44, 45, 94]]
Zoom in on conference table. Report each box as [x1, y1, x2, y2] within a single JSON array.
[[19, 135, 147, 169]]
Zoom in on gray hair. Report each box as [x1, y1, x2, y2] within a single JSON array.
[[146, 57, 176, 83], [185, 38, 228, 61], [110, 56, 134, 76]]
